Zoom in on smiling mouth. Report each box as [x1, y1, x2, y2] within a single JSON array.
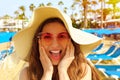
[[49, 50, 62, 60]]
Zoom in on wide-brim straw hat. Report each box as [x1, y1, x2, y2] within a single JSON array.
[[12, 6, 102, 61]]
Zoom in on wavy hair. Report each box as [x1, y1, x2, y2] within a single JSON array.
[[27, 18, 101, 80]]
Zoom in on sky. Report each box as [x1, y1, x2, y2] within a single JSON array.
[[0, 0, 74, 18], [1, 0, 120, 19]]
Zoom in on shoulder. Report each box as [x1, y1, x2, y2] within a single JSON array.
[[19, 67, 29, 80]]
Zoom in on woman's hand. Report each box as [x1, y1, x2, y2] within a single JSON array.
[[58, 40, 74, 80], [58, 40, 74, 71], [39, 43, 53, 80]]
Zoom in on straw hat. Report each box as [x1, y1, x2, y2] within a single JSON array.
[[12, 6, 102, 61]]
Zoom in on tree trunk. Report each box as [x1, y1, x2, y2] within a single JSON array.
[[83, 0, 88, 28]]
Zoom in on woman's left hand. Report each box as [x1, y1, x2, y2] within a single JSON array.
[[58, 40, 74, 72], [58, 40, 74, 80]]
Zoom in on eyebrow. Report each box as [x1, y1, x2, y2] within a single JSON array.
[[58, 32, 69, 34], [39, 32, 68, 34]]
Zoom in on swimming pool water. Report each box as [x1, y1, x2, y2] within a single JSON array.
[[0, 32, 16, 43]]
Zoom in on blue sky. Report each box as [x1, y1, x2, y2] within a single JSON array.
[[0, 0, 74, 18], [1, 0, 120, 19]]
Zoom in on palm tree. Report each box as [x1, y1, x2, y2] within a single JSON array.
[[14, 10, 19, 19], [19, 6, 26, 29], [103, 8, 111, 20], [58, 1, 64, 12], [38, 3, 45, 7], [70, 3, 78, 20], [29, 4, 36, 12], [70, 3, 75, 17], [63, 7, 68, 13], [73, 0, 90, 28], [99, 0, 104, 28], [106, 0, 120, 19], [91, 1, 97, 21], [29, 4, 36, 18], [19, 6, 26, 19], [82, 0, 89, 28], [58, 1, 64, 6], [46, 2, 52, 6]]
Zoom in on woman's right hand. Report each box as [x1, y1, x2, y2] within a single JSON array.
[[39, 43, 53, 80]]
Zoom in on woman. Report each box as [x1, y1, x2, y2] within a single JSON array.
[[12, 7, 102, 80]]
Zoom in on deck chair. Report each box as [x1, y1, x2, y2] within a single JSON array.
[[92, 43, 104, 52], [0, 42, 14, 60], [0, 52, 27, 80], [104, 71, 120, 79], [87, 47, 120, 64], [95, 65, 120, 79], [87, 45, 116, 58], [95, 65, 120, 71], [8, 46, 14, 55], [0, 50, 8, 60]]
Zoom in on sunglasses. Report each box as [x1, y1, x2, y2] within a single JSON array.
[[37, 32, 70, 44]]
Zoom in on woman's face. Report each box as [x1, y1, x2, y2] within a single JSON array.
[[38, 22, 70, 65]]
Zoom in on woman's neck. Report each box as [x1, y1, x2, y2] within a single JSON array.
[[52, 65, 59, 80]]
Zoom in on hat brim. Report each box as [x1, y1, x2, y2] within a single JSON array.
[[12, 6, 102, 60]]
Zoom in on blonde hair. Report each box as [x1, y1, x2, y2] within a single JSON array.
[[27, 18, 101, 80]]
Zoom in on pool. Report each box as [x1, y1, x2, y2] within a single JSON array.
[[0, 32, 16, 43]]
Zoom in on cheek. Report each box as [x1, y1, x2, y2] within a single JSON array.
[[60, 42, 68, 55], [61, 43, 67, 50], [38, 40, 48, 54], [60, 39, 71, 50]]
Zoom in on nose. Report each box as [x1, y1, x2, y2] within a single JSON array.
[[50, 38, 60, 48]]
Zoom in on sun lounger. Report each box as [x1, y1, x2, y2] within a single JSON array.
[[95, 65, 120, 71], [87, 45, 116, 58], [0, 50, 8, 60], [87, 47, 120, 64], [95, 64, 120, 79], [0, 52, 27, 80], [8, 46, 14, 55], [92, 43, 104, 52], [0, 44, 14, 60], [105, 71, 120, 79]]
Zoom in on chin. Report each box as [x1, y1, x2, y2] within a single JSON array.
[[53, 63, 58, 66], [52, 61, 59, 66]]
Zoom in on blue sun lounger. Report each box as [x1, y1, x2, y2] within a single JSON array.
[[92, 43, 104, 52], [105, 71, 120, 79], [87, 47, 120, 64], [8, 46, 14, 55], [0, 45, 14, 60], [87, 45, 116, 58], [95, 65, 120, 71], [0, 50, 8, 60], [95, 64, 120, 79]]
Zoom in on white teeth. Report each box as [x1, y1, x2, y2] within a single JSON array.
[[50, 50, 60, 53]]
